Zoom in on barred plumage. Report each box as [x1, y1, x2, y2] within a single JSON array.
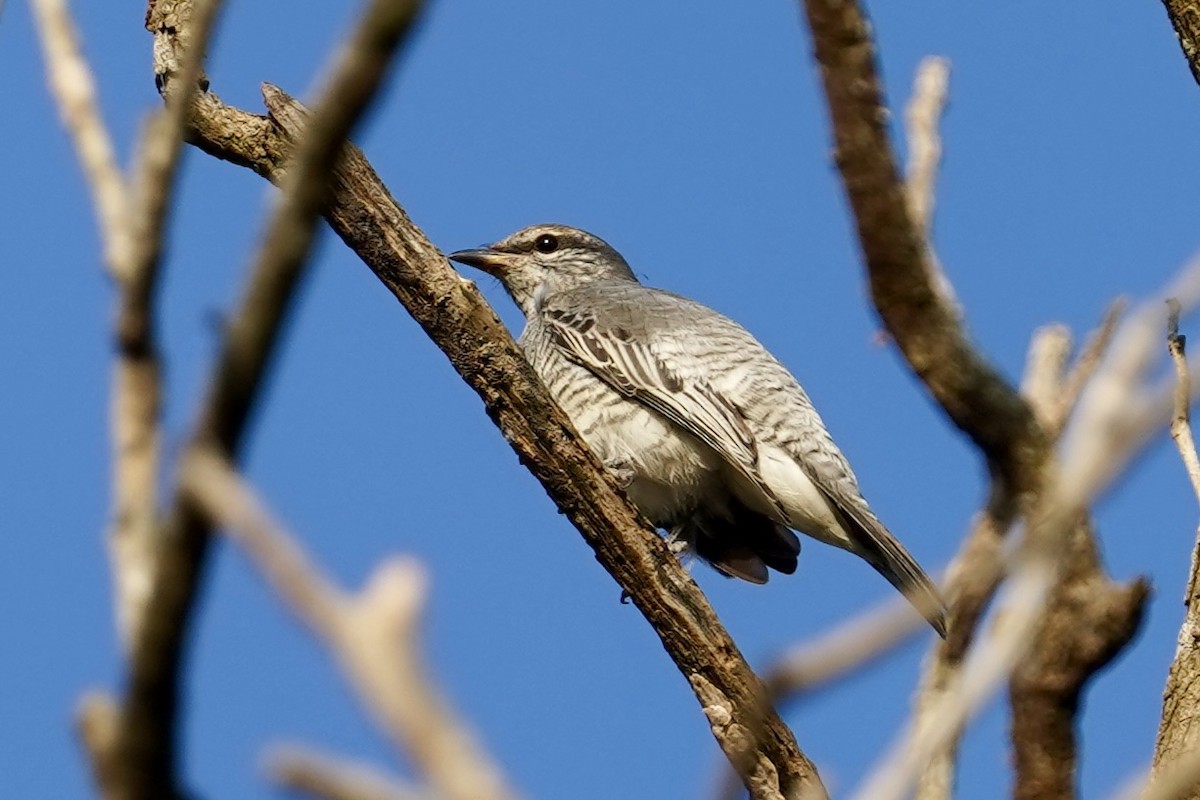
[[450, 224, 946, 637]]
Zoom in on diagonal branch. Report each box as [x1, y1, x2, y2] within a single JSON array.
[[1157, 0, 1200, 88], [264, 84, 826, 800]]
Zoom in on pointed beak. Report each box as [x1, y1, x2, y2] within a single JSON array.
[[447, 247, 514, 275]]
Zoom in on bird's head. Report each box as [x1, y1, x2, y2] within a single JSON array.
[[449, 224, 637, 315]]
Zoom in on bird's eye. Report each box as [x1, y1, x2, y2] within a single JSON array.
[[534, 233, 559, 253]]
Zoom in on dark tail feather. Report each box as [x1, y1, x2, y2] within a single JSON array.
[[837, 510, 947, 638], [683, 501, 801, 584]]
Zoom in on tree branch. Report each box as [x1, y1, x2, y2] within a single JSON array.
[[1158, 0, 1200, 88], [183, 449, 517, 800], [266, 83, 826, 800], [1151, 301, 1200, 798], [116, 2, 424, 797], [799, 0, 1048, 501], [798, 3, 1147, 798]]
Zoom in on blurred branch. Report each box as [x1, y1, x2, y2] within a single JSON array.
[[765, 600, 926, 700], [183, 449, 516, 800], [269, 746, 426, 800], [858, 295, 1177, 800], [106, 0, 222, 651], [902, 56, 960, 322], [32, 0, 219, 653], [1050, 300, 1126, 437], [1150, 301, 1200, 796], [903, 56, 948, 234], [30, 0, 126, 266], [798, 2, 1147, 798], [1157, 0, 1200, 88], [800, 0, 1048, 497], [112, 1, 425, 797], [1129, 745, 1200, 800]]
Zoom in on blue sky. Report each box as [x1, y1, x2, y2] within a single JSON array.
[[4, 2, 1199, 798]]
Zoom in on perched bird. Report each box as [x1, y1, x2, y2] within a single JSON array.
[[449, 224, 946, 636]]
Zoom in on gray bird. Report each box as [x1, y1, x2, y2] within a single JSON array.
[[449, 224, 946, 637]]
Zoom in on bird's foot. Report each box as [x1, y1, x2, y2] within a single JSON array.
[[603, 457, 637, 489], [664, 531, 691, 558], [619, 530, 694, 606]]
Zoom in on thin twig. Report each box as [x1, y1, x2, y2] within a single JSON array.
[[904, 55, 949, 235], [1167, 299, 1200, 501], [29, 0, 126, 267], [1050, 299, 1127, 437], [182, 448, 518, 800], [1146, 298, 1200, 796]]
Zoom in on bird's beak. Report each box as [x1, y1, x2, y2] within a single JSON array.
[[447, 247, 514, 275]]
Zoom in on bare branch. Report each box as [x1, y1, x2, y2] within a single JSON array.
[[76, 692, 123, 799], [1021, 324, 1072, 430], [712, 599, 924, 800], [800, 0, 1048, 498], [142, 69, 831, 795], [118, 1, 425, 796], [1157, 0, 1200, 89], [765, 600, 925, 700], [269, 83, 826, 800], [799, 3, 1148, 798], [269, 746, 425, 800], [29, 0, 126, 267], [904, 55, 949, 234], [182, 449, 516, 800], [109, 0, 222, 651], [1129, 746, 1200, 800], [1167, 300, 1200, 502], [1150, 301, 1200, 796], [1050, 299, 1126, 436]]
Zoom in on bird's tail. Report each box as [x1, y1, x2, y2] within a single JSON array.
[[838, 509, 947, 637], [683, 500, 802, 585]]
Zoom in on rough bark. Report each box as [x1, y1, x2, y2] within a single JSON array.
[[1160, 0, 1200, 87]]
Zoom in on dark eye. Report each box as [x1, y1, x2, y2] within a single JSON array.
[[534, 233, 559, 253]]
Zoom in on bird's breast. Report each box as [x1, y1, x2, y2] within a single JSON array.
[[523, 332, 721, 525]]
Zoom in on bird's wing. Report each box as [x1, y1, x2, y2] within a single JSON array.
[[541, 302, 788, 521]]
